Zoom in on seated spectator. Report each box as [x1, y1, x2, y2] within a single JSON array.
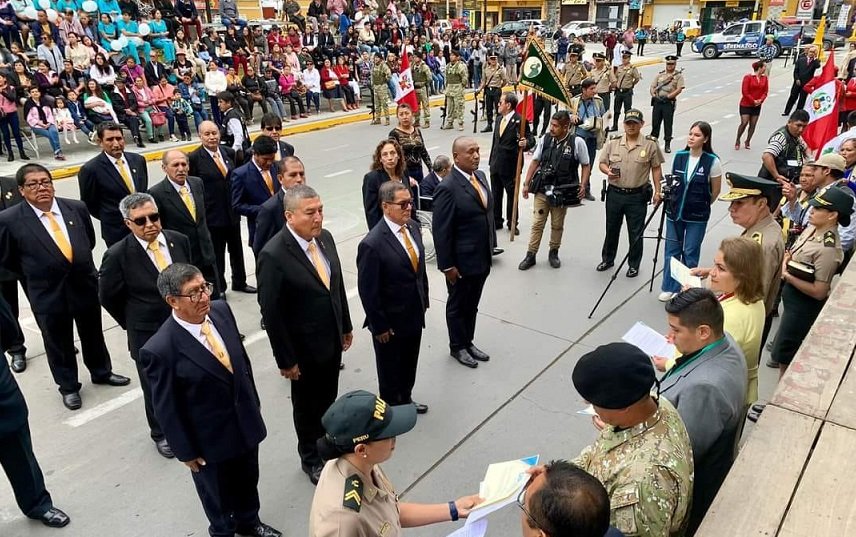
[[97, 0, 122, 20], [82, 78, 117, 124], [219, 0, 247, 31], [30, 10, 61, 49], [117, 0, 139, 20], [66, 89, 96, 142], [151, 75, 179, 141], [12, 1, 34, 51], [173, 48, 201, 81], [175, 0, 202, 41], [152, 0, 177, 36], [0, 0, 20, 51], [271, 65, 306, 119], [24, 87, 65, 160], [660, 288, 747, 535], [242, 65, 270, 119], [225, 65, 252, 122], [59, 58, 85, 95], [333, 54, 358, 109], [89, 52, 117, 90], [203, 61, 227, 123], [144, 54, 171, 87], [80, 35, 104, 66], [97, 12, 119, 51], [148, 11, 175, 63], [58, 9, 84, 47], [419, 154, 451, 198], [0, 71, 29, 161], [37, 33, 64, 73], [131, 74, 159, 143], [284, 43, 300, 72], [319, 58, 347, 112], [120, 56, 144, 84], [53, 96, 80, 144], [302, 60, 321, 113], [33, 60, 63, 104], [78, 12, 98, 42], [177, 72, 208, 130], [65, 32, 91, 71], [111, 77, 144, 147], [117, 11, 152, 64], [224, 25, 249, 76]]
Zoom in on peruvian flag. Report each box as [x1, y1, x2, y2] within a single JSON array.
[[802, 53, 840, 157], [516, 93, 534, 122], [394, 52, 419, 112]]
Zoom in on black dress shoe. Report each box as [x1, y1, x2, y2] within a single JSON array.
[[155, 439, 175, 459], [412, 401, 429, 414], [92, 373, 131, 386], [596, 261, 614, 272], [626, 267, 639, 278], [481, 126, 492, 132], [62, 392, 82, 410], [664, 142, 671, 153], [237, 522, 283, 537], [492, 247, 504, 256], [239, 333, 246, 341], [467, 345, 490, 362], [38, 507, 70, 528], [506, 226, 520, 236], [451, 349, 478, 368], [339, 362, 345, 370], [233, 284, 258, 294], [747, 403, 765, 423], [302, 463, 324, 485], [9, 353, 26, 373]]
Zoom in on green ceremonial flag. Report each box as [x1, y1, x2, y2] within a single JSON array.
[[518, 39, 573, 109]]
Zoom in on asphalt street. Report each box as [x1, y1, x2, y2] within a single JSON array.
[[1, 44, 801, 536]]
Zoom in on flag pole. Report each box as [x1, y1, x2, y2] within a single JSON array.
[[509, 88, 528, 242]]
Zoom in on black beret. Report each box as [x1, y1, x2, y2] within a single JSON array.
[[572, 343, 655, 409]]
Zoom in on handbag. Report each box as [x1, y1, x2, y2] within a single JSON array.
[[323, 80, 337, 90], [150, 108, 167, 127]]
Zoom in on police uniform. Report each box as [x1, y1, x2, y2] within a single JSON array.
[[591, 53, 617, 112], [371, 60, 392, 125], [480, 57, 507, 129], [411, 58, 432, 128], [598, 109, 664, 275], [562, 53, 589, 96], [443, 55, 468, 130], [612, 52, 641, 130], [649, 56, 684, 152]]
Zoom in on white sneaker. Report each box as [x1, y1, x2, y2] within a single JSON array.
[[170, 135, 179, 142], [658, 292, 676, 302]]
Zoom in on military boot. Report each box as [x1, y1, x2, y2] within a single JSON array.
[[518, 252, 536, 271], [548, 249, 561, 268]]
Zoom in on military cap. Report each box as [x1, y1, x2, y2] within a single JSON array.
[[322, 390, 417, 448], [592, 52, 606, 60], [813, 152, 846, 172], [623, 108, 644, 123], [718, 172, 780, 201], [572, 343, 656, 410], [568, 49, 579, 56], [810, 186, 854, 227], [621, 49, 632, 56], [665, 55, 679, 62]]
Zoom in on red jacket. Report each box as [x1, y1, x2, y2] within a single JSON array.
[[843, 78, 856, 112], [739, 73, 768, 107]]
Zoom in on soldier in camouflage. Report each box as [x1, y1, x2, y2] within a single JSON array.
[[571, 342, 694, 537], [411, 52, 432, 128], [442, 49, 468, 131], [371, 52, 392, 125]]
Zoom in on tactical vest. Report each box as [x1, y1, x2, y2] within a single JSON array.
[[757, 125, 806, 183], [668, 150, 716, 222], [535, 134, 580, 193], [412, 64, 429, 87], [446, 63, 464, 85], [220, 107, 250, 151]]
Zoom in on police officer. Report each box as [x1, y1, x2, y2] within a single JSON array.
[[562, 50, 589, 97], [443, 50, 468, 131], [591, 52, 616, 117], [611, 50, 641, 132], [519, 110, 591, 271], [411, 52, 432, 128], [371, 52, 392, 126], [597, 109, 664, 278], [650, 55, 685, 153], [478, 54, 507, 132], [309, 391, 482, 537], [217, 90, 250, 163]]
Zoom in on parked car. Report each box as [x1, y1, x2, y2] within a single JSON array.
[[792, 24, 846, 49], [436, 18, 469, 32], [692, 19, 800, 59], [489, 21, 530, 38], [518, 19, 550, 36], [561, 20, 599, 39]]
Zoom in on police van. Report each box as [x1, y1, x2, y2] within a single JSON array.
[[691, 19, 800, 59]]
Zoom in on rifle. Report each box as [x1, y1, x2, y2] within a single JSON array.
[[440, 94, 448, 126], [368, 85, 376, 122], [651, 67, 684, 105], [471, 89, 479, 133]]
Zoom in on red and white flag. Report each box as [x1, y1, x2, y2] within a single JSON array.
[[802, 52, 839, 157], [515, 92, 534, 122], [394, 52, 419, 112]]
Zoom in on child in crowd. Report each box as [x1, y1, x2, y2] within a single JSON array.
[[53, 96, 80, 144], [66, 90, 97, 143], [170, 89, 193, 141]]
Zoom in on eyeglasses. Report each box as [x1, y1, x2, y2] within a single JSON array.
[[387, 199, 413, 209], [516, 478, 540, 529], [174, 282, 214, 303], [22, 180, 54, 190], [128, 213, 160, 226], [262, 126, 280, 132]]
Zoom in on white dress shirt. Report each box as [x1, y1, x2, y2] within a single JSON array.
[[29, 199, 71, 250], [383, 216, 420, 261], [133, 232, 173, 269], [110, 152, 135, 192], [286, 223, 330, 280], [454, 165, 488, 201], [172, 312, 229, 359]]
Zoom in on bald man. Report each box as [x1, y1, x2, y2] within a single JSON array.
[[252, 156, 307, 257]]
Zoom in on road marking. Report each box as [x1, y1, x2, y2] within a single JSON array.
[[427, 146, 439, 151], [709, 120, 719, 126], [323, 144, 349, 151], [715, 85, 723, 89], [704, 89, 712, 93], [724, 113, 735, 119], [324, 169, 352, 178], [64, 388, 143, 428]]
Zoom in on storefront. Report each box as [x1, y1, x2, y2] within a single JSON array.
[[595, 0, 625, 28], [699, 0, 757, 35], [560, 0, 589, 24]]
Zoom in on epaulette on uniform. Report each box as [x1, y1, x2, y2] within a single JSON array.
[[343, 474, 363, 512]]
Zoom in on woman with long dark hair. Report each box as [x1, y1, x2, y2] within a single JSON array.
[[0, 72, 29, 162], [362, 138, 412, 229], [735, 61, 768, 150], [659, 121, 722, 301], [388, 103, 431, 184]]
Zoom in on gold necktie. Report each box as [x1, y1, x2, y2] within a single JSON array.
[[179, 186, 196, 221], [262, 169, 274, 195], [399, 227, 418, 272], [200, 320, 233, 373], [470, 174, 487, 208], [499, 116, 507, 136], [212, 151, 228, 177], [147, 240, 168, 271], [307, 241, 330, 289], [274, 148, 282, 162], [43, 212, 72, 262], [115, 158, 134, 193]]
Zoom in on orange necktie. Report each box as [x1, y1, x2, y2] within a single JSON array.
[[212, 151, 228, 177], [470, 174, 487, 208], [399, 227, 418, 272], [262, 169, 274, 195]]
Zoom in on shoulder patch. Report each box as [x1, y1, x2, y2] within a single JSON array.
[[610, 133, 622, 140], [751, 231, 763, 245], [343, 474, 363, 512], [824, 230, 837, 247]]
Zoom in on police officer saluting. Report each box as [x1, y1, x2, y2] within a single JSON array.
[[597, 109, 664, 278], [611, 50, 641, 132], [478, 54, 507, 132], [650, 55, 685, 153], [309, 391, 482, 537], [519, 110, 591, 270]]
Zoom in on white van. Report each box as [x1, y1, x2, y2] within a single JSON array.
[[672, 18, 701, 39]]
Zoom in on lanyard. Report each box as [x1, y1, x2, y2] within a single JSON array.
[[663, 338, 726, 380]]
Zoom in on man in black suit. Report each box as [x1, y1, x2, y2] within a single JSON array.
[[188, 121, 252, 296], [783, 45, 820, 115], [432, 137, 494, 369], [0, 294, 70, 529], [357, 182, 429, 412], [78, 122, 149, 246], [149, 150, 223, 298], [257, 113, 295, 161], [257, 184, 353, 485], [111, 79, 145, 148], [252, 155, 306, 257], [144, 57, 171, 87], [488, 91, 534, 233], [0, 164, 130, 410], [420, 155, 452, 199], [0, 176, 27, 373], [99, 193, 192, 459], [231, 135, 277, 247], [140, 263, 281, 537]]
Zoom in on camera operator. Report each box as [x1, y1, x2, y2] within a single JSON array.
[[758, 109, 809, 185], [519, 110, 590, 270]]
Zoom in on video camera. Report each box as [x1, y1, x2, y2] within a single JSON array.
[[544, 183, 581, 207], [660, 174, 679, 210]]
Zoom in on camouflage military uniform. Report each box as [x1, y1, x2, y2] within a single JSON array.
[[412, 59, 432, 128], [562, 60, 589, 96], [372, 61, 392, 125], [574, 398, 693, 537], [443, 60, 468, 130]]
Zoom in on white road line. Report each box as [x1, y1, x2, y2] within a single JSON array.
[[715, 85, 723, 89], [64, 388, 143, 428], [704, 89, 712, 93], [724, 113, 735, 119], [323, 144, 349, 151], [427, 146, 439, 151], [709, 120, 719, 126], [324, 169, 353, 178]]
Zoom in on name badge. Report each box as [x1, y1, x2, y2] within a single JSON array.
[[786, 159, 800, 167]]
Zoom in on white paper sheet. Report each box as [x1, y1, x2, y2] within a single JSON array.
[[448, 518, 488, 537], [622, 321, 676, 358], [466, 456, 539, 526], [670, 257, 703, 288], [576, 404, 596, 416]]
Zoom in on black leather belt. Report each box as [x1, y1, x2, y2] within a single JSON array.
[[609, 185, 647, 194]]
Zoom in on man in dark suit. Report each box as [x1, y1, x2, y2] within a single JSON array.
[[0, 164, 130, 410], [231, 135, 277, 247], [140, 263, 281, 537], [0, 294, 70, 529], [78, 122, 149, 246], [257, 184, 353, 485], [357, 182, 429, 412], [252, 155, 306, 257], [255, 113, 295, 162], [0, 176, 27, 373], [432, 137, 494, 369], [99, 193, 192, 459], [148, 150, 222, 298], [783, 45, 820, 115], [144, 58, 171, 87], [488, 91, 534, 233], [188, 121, 252, 295], [419, 155, 452, 199]]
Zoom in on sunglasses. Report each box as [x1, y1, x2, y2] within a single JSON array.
[[387, 199, 413, 209], [128, 213, 160, 226]]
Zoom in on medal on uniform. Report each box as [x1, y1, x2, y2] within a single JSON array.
[[640, 150, 646, 158]]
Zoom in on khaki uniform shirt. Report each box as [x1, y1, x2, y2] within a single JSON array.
[[615, 64, 642, 90], [600, 133, 664, 189], [742, 213, 785, 314], [790, 225, 844, 284], [562, 60, 589, 87], [574, 399, 694, 537], [650, 69, 685, 98], [591, 65, 617, 93], [310, 458, 401, 537], [445, 61, 467, 86], [481, 63, 507, 88]]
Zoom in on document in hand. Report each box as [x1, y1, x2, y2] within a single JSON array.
[[670, 257, 703, 288], [465, 455, 540, 526], [622, 321, 676, 358]]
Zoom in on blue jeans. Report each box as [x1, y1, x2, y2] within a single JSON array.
[[222, 17, 248, 31], [661, 218, 708, 293], [32, 125, 62, 154]]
